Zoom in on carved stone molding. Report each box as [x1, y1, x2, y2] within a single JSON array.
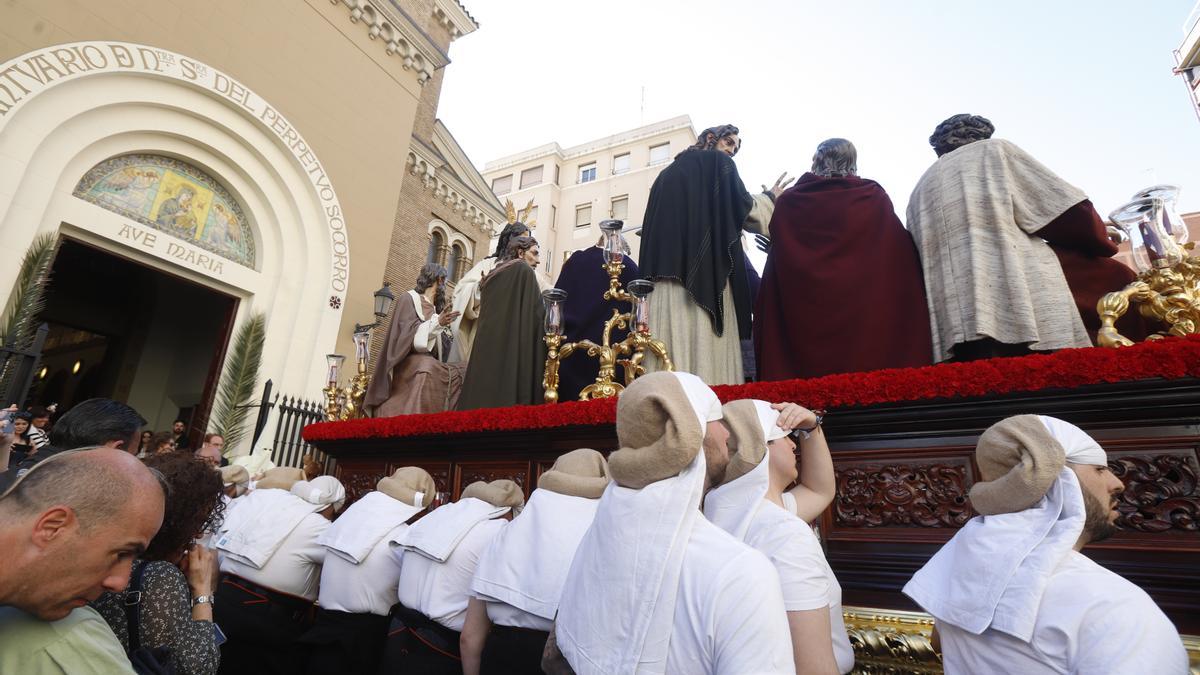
[[433, 0, 478, 39], [835, 461, 972, 529], [1109, 451, 1199, 533], [842, 606, 941, 675], [329, 0, 446, 85], [407, 148, 503, 236]]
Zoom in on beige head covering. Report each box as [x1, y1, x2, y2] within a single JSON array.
[[291, 475, 347, 513], [969, 414, 1071, 515], [719, 400, 768, 485], [219, 465, 250, 496], [462, 479, 525, 510], [377, 467, 436, 508], [256, 467, 305, 491], [538, 449, 611, 499], [608, 371, 721, 489]]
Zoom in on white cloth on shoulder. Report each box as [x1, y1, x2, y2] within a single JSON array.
[[556, 372, 716, 674], [397, 496, 510, 562], [903, 416, 1106, 641], [215, 488, 323, 569], [319, 490, 425, 564], [470, 488, 600, 621]]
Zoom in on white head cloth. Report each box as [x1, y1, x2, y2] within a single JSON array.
[[556, 371, 717, 674], [318, 490, 427, 565], [703, 400, 783, 540], [903, 416, 1109, 641], [290, 475, 346, 512], [397, 497, 511, 563]]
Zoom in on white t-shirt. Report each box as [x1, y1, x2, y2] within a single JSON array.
[[484, 601, 553, 632], [665, 518, 795, 674], [938, 551, 1188, 675], [746, 501, 854, 674], [318, 524, 406, 616], [219, 512, 328, 601], [396, 518, 505, 632]]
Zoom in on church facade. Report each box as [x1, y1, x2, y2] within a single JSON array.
[[0, 0, 501, 449]]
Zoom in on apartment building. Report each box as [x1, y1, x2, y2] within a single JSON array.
[[482, 116, 697, 282]]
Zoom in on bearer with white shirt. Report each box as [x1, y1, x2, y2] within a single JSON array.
[[213, 469, 346, 675], [382, 479, 525, 674], [461, 448, 611, 674], [904, 415, 1188, 675], [300, 466, 436, 675], [704, 399, 854, 674]]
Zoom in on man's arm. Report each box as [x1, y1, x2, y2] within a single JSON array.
[[771, 403, 836, 522], [541, 622, 576, 675], [459, 597, 492, 675], [787, 608, 840, 675]]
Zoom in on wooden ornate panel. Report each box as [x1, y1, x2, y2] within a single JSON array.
[[452, 460, 530, 500], [332, 458, 391, 506]]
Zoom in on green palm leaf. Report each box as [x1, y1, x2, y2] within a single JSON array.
[[210, 312, 266, 452], [1, 233, 58, 348]]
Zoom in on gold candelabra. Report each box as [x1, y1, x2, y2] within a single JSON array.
[[1097, 245, 1199, 347], [323, 330, 371, 421], [542, 220, 673, 403]]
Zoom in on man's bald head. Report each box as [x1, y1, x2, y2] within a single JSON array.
[[0, 448, 165, 620]]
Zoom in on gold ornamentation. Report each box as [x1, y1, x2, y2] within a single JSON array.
[[542, 255, 673, 402], [504, 197, 536, 227], [842, 606, 942, 675], [1097, 246, 1199, 347], [324, 332, 371, 421]]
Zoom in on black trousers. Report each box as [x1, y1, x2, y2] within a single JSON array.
[[298, 607, 389, 675], [214, 576, 314, 675], [378, 603, 463, 675], [480, 624, 550, 675]]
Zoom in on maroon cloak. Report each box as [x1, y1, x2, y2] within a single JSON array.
[[754, 173, 932, 380], [1036, 199, 1147, 342]]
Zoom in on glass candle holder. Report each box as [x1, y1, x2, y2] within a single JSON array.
[[326, 354, 345, 386], [627, 279, 655, 333], [599, 219, 625, 265], [1109, 198, 1183, 272], [1131, 185, 1188, 246], [352, 330, 371, 364], [542, 288, 568, 335]]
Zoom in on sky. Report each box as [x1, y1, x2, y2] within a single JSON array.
[[439, 0, 1200, 220]]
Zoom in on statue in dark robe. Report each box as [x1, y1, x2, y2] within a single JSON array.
[[365, 264, 464, 416], [755, 139, 932, 380], [554, 238, 641, 401], [456, 236, 548, 410]]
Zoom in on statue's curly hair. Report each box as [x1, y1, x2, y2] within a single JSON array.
[[141, 453, 226, 563], [679, 124, 741, 158], [929, 114, 995, 157], [492, 222, 531, 258]]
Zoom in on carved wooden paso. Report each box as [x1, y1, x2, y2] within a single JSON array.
[[311, 378, 1200, 639]]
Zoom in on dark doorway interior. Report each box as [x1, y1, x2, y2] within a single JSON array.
[[30, 238, 238, 442]]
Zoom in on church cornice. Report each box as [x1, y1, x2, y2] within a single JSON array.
[[330, 0, 449, 85], [433, 0, 479, 40], [408, 143, 504, 237]]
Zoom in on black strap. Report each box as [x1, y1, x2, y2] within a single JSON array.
[[123, 561, 148, 653]]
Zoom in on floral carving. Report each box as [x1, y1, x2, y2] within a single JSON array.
[[336, 465, 387, 506], [1109, 453, 1199, 533], [835, 463, 972, 528]]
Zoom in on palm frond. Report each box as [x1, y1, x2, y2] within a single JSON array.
[[0, 233, 58, 348], [209, 312, 266, 452]]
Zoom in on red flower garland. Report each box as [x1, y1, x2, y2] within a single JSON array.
[[303, 335, 1200, 443]]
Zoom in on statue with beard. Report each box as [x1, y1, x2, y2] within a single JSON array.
[[365, 263, 465, 416]]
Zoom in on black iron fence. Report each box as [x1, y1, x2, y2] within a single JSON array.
[[0, 323, 48, 407], [267, 392, 327, 470]]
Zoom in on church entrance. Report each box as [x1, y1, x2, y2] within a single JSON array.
[[29, 237, 238, 441]]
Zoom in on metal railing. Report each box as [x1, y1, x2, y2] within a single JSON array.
[[0, 323, 48, 407], [270, 393, 327, 470]]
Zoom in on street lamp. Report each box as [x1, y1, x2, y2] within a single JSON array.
[[324, 282, 396, 421]]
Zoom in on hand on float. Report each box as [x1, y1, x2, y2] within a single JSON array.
[[770, 402, 818, 432]]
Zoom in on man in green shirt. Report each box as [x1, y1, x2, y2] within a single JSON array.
[[0, 447, 165, 672]]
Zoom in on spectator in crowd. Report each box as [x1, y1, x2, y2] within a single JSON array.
[[26, 405, 51, 452], [195, 433, 226, 467], [8, 411, 35, 466], [137, 430, 154, 455], [150, 432, 177, 456], [172, 419, 191, 452], [0, 448, 165, 673], [92, 453, 226, 675]]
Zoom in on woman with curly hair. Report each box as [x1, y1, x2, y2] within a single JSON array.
[[91, 452, 226, 675]]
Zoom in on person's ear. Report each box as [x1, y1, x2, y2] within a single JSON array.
[[31, 506, 78, 549]]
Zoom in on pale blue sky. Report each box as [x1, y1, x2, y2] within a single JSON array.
[[440, 0, 1200, 218]]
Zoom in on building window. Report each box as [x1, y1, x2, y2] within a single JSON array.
[[575, 204, 592, 228], [649, 143, 670, 165], [427, 230, 445, 264], [492, 174, 513, 195], [611, 196, 629, 221], [613, 153, 631, 175], [551, 205, 557, 230], [578, 163, 597, 184], [526, 206, 538, 225], [450, 243, 467, 283], [554, 164, 561, 185], [520, 165, 543, 189]]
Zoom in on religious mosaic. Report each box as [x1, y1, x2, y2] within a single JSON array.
[[73, 154, 256, 267]]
